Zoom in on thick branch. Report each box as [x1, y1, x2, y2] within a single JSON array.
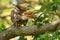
[[0, 20, 60, 40]]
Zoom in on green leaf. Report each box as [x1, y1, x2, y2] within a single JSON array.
[[52, 0, 59, 3], [45, 4, 52, 13], [51, 3, 57, 11], [33, 35, 40, 40], [43, 0, 50, 4], [39, 5, 46, 12], [0, 24, 6, 31]]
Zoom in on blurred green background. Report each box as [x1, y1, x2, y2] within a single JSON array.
[[0, 0, 60, 40]]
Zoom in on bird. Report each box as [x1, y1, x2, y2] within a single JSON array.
[[10, 4, 37, 27]]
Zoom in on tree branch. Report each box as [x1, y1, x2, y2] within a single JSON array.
[[0, 20, 60, 40]]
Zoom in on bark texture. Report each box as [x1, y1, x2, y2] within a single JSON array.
[[0, 20, 60, 40]]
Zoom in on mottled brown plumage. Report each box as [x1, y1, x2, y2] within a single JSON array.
[[10, 4, 37, 27], [11, 5, 28, 26]]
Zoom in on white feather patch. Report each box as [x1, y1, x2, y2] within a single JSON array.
[[14, 14, 16, 17]]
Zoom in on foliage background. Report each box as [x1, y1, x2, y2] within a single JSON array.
[[0, 0, 60, 40]]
